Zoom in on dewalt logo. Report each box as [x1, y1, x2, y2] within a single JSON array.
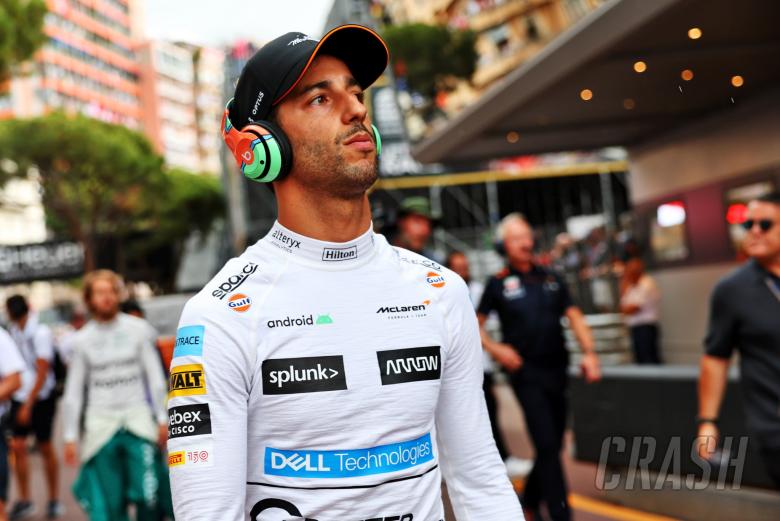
[[169, 364, 206, 398]]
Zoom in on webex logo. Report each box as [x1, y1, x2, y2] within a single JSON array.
[[262, 356, 347, 395], [322, 246, 357, 262], [377, 346, 441, 385], [168, 403, 211, 440]]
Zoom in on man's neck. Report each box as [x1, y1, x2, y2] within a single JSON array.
[[509, 260, 533, 273], [276, 184, 372, 242], [93, 311, 118, 323]]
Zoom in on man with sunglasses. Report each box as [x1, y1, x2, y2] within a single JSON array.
[[697, 191, 780, 487]]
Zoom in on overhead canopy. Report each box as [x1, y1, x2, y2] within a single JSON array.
[[412, 0, 780, 164]]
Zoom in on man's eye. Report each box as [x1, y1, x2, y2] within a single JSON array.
[[311, 95, 326, 105], [356, 92, 365, 103]]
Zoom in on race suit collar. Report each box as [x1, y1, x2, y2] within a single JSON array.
[[264, 220, 375, 266]]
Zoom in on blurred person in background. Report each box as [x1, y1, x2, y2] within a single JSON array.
[[446, 251, 532, 478], [478, 213, 601, 521], [0, 327, 24, 521], [4, 295, 62, 520], [62, 270, 172, 519], [698, 192, 780, 487], [619, 257, 662, 364], [390, 196, 442, 263]]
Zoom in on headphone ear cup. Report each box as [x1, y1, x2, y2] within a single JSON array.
[[494, 240, 506, 256], [237, 122, 293, 183], [371, 124, 382, 156]]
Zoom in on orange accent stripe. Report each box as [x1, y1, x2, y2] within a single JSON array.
[[273, 24, 390, 105], [569, 494, 682, 521]]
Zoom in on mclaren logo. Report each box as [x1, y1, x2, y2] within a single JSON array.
[[376, 300, 430, 320]]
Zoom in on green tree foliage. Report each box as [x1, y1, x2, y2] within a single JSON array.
[[382, 23, 478, 100], [0, 113, 224, 279], [0, 0, 47, 80]]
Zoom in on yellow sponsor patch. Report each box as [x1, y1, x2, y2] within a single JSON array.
[[169, 363, 206, 398], [168, 451, 185, 467]]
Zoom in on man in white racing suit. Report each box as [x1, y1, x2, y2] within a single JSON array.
[[169, 24, 524, 521]]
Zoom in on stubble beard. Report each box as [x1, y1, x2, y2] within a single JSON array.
[[293, 129, 378, 199]]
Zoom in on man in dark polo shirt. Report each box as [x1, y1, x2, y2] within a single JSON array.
[[478, 213, 601, 521], [698, 191, 780, 487]]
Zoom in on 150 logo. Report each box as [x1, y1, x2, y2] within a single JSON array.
[[211, 262, 258, 300], [262, 356, 346, 395], [377, 346, 441, 385]]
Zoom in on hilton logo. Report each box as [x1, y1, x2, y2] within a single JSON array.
[[322, 246, 357, 262]]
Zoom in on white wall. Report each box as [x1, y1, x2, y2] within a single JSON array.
[[627, 90, 780, 365], [629, 91, 780, 204]]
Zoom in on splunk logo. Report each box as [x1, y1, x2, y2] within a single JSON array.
[[377, 346, 441, 385], [262, 356, 347, 394], [264, 432, 434, 479], [211, 262, 258, 300], [266, 314, 332, 328], [322, 245, 357, 262], [271, 229, 301, 253]]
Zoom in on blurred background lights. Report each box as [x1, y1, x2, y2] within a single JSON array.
[[688, 27, 702, 39], [681, 69, 694, 81], [580, 88, 593, 101]]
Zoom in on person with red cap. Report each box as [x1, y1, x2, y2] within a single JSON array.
[[169, 25, 524, 520]]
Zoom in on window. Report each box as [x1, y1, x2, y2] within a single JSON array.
[[651, 200, 689, 261]]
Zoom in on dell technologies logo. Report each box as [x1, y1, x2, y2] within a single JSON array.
[[322, 246, 357, 262], [211, 262, 258, 300], [262, 356, 347, 395]]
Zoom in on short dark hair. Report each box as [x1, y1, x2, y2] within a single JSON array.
[[756, 191, 780, 206], [6, 295, 29, 321]]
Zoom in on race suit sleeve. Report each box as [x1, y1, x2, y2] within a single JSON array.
[[168, 294, 255, 521], [62, 343, 86, 443], [435, 277, 524, 519]]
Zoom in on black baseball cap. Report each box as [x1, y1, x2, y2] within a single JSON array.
[[230, 24, 389, 128]]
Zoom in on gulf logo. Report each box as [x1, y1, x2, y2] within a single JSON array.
[[228, 293, 252, 312], [426, 271, 445, 288]]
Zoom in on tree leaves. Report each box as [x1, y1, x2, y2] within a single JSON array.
[[0, 0, 46, 80]]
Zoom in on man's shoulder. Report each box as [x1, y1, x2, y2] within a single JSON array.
[[391, 245, 446, 273], [184, 249, 273, 322], [714, 261, 759, 294]]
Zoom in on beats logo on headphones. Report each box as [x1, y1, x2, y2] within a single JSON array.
[[222, 99, 381, 184]]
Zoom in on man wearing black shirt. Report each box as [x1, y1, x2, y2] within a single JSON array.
[[478, 213, 601, 521], [698, 192, 780, 487]]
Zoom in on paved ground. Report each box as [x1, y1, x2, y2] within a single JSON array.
[[11, 385, 683, 520]]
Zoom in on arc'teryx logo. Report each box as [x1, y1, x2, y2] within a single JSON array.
[[271, 229, 302, 253], [262, 356, 347, 394], [211, 262, 258, 300], [322, 246, 357, 261], [377, 346, 441, 385]]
